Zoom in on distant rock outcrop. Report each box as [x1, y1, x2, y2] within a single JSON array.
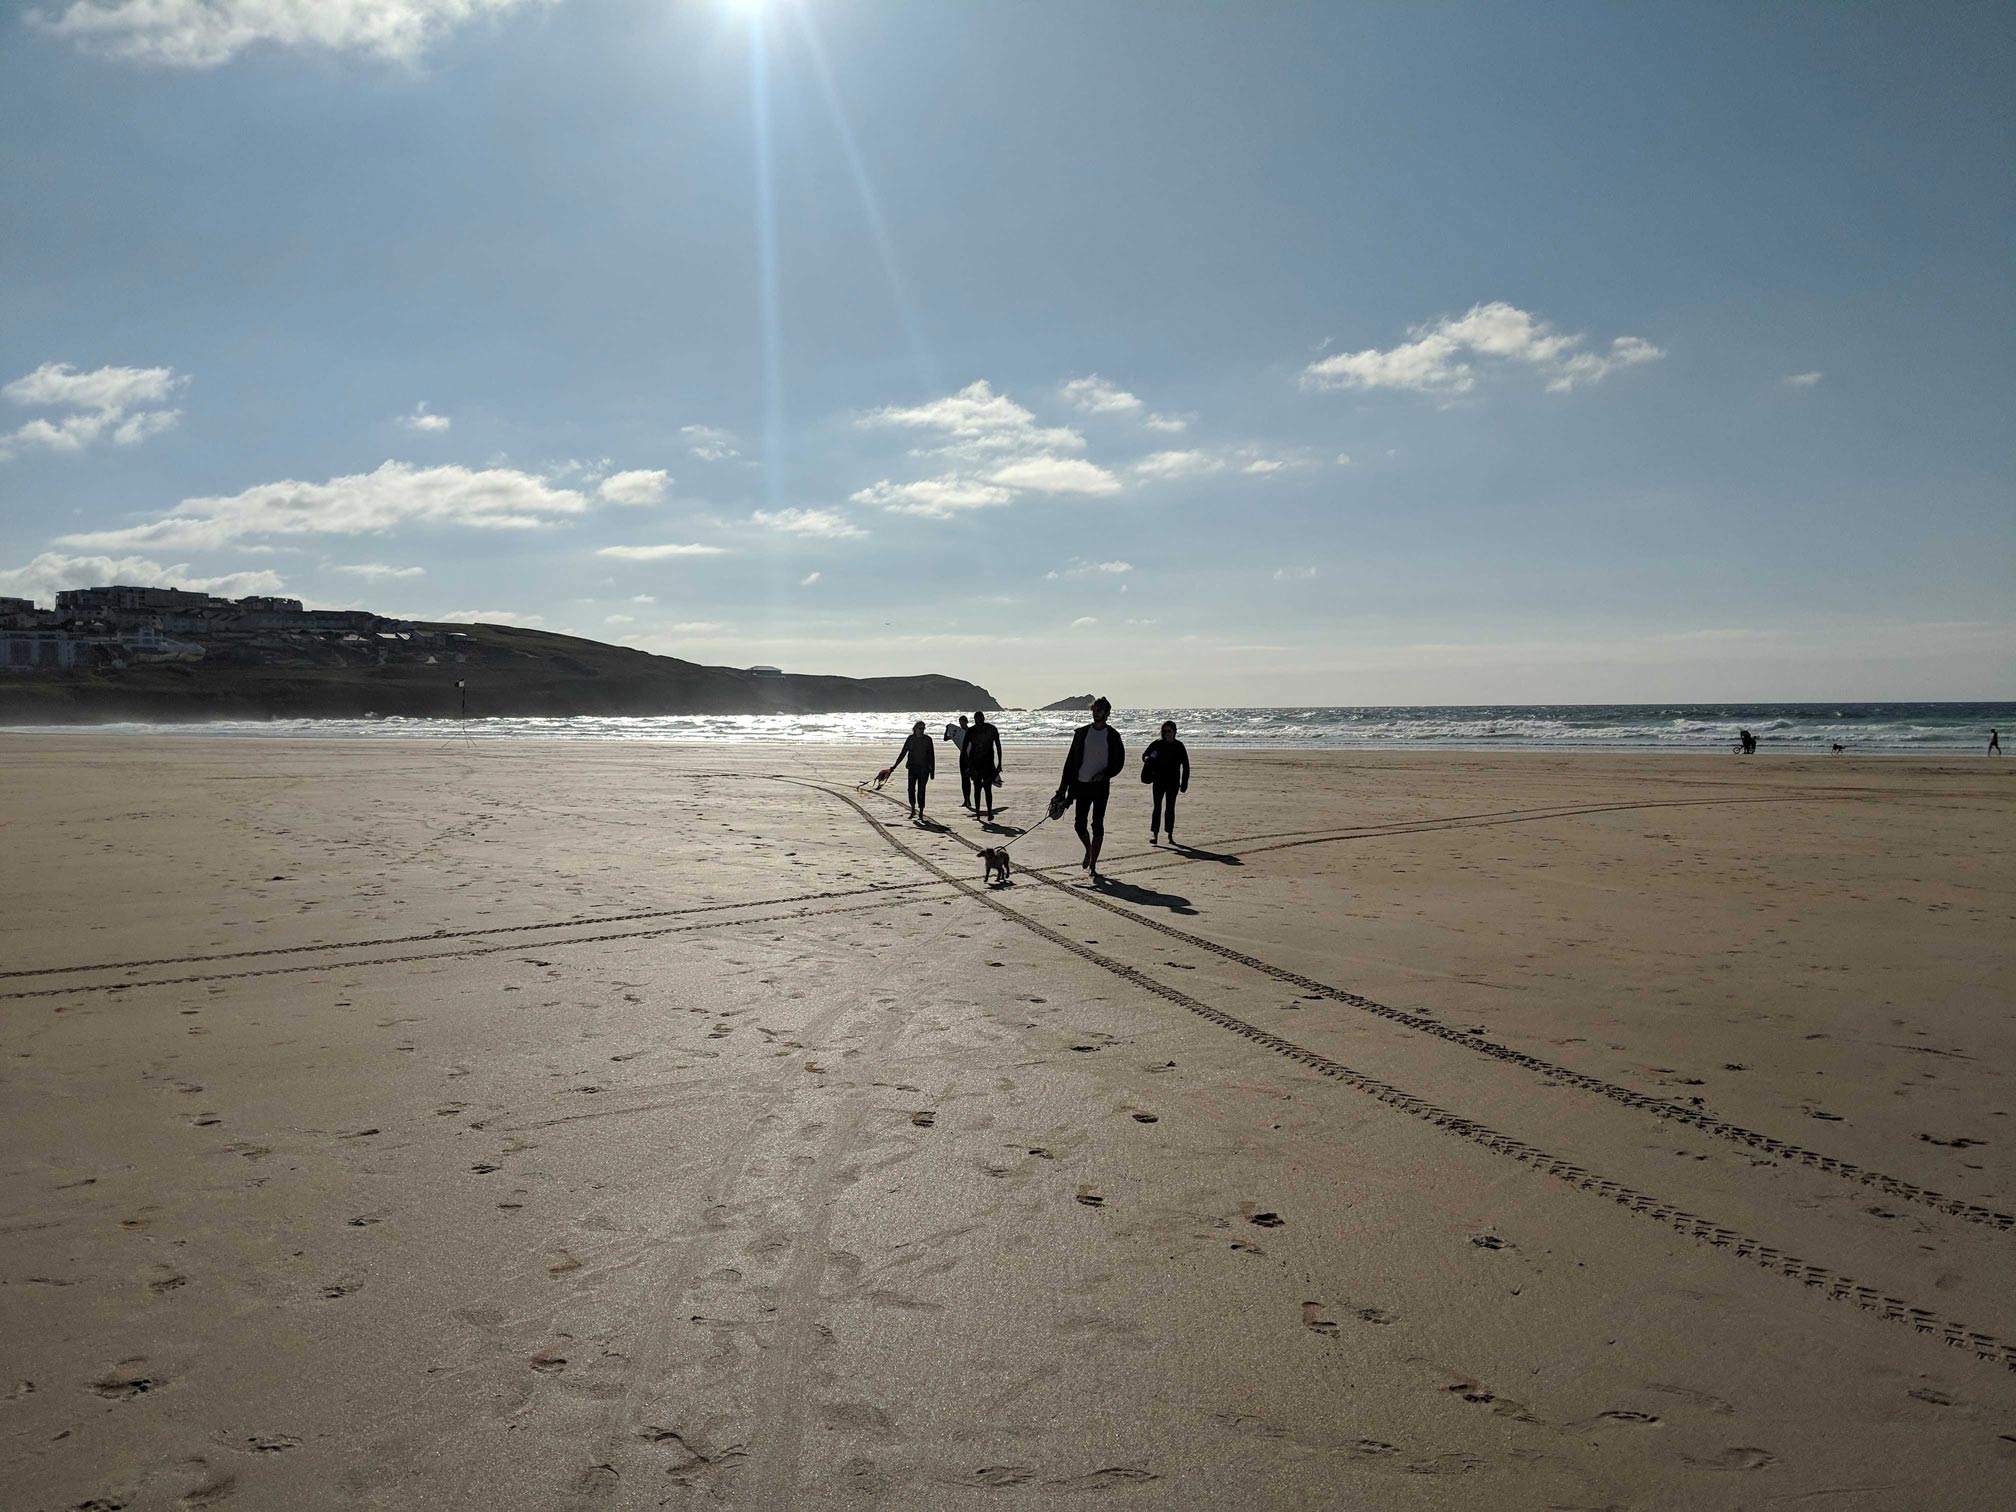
[[0, 620, 1000, 723], [1038, 694, 1098, 712]]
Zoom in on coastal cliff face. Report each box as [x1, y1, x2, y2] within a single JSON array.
[[0, 622, 999, 723]]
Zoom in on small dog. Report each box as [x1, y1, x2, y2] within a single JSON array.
[[870, 767, 893, 791], [980, 847, 1013, 886]]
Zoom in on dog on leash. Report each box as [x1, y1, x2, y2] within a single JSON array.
[[869, 766, 893, 791], [980, 846, 1013, 886]]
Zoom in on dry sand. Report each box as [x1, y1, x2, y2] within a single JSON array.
[[2, 735, 2012, 1510]]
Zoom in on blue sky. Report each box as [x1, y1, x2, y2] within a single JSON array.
[[2, 0, 2010, 706]]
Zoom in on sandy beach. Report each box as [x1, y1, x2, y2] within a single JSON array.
[[2, 736, 2011, 1510]]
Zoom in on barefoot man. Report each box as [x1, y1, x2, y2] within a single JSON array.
[[1058, 696, 1125, 880]]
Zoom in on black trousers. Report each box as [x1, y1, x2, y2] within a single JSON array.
[[907, 769, 929, 809], [958, 755, 973, 807], [1073, 779, 1110, 839], [1152, 782, 1180, 832]]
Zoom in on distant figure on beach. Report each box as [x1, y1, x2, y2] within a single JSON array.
[[1141, 720, 1191, 844], [894, 720, 936, 819], [944, 715, 971, 808], [1992, 729, 2002, 756], [1737, 728, 1757, 755], [1832, 742, 1845, 753], [1058, 696, 1125, 878], [966, 710, 1003, 820]]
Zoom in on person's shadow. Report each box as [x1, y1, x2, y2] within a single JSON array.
[[979, 819, 1024, 837], [1168, 842, 1242, 866], [1092, 874, 1199, 915]]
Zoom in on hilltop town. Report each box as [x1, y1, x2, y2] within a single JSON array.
[[0, 585, 996, 722]]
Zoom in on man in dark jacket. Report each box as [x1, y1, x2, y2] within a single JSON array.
[[1141, 720, 1190, 844], [965, 710, 1003, 821], [891, 720, 936, 819], [1057, 697, 1124, 878]]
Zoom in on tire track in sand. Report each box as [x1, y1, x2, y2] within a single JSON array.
[[793, 778, 2016, 1375]]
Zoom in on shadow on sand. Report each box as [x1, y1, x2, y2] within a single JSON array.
[[1167, 842, 1242, 866], [1093, 874, 1199, 915]]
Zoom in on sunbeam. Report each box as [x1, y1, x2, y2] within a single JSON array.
[[786, 0, 938, 391]]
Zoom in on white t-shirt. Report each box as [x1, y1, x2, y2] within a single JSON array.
[[1078, 725, 1112, 783]]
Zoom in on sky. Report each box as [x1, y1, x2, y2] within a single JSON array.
[[1, 0, 2011, 707]]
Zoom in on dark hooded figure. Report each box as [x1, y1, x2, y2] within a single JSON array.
[[965, 710, 1003, 820], [892, 719, 935, 819], [1058, 696, 1125, 877], [1142, 719, 1190, 844]]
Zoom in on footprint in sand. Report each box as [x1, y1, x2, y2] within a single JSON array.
[[1047, 1468, 1158, 1490], [87, 1361, 159, 1400], [1074, 1186, 1105, 1208], [1684, 1446, 1775, 1471], [1301, 1302, 1339, 1335], [911, 1111, 936, 1128], [1246, 1210, 1285, 1228]]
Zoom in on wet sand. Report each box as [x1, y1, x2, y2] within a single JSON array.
[[2, 736, 2012, 1509]]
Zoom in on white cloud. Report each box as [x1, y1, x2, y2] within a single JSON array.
[[751, 507, 864, 540], [1070, 616, 1098, 628], [1335, 452, 1353, 466], [0, 551, 284, 604], [799, 571, 821, 587], [604, 613, 633, 625], [1301, 302, 1662, 396], [438, 608, 546, 627], [862, 380, 1084, 458], [850, 477, 1014, 519], [987, 456, 1122, 495], [1132, 449, 1223, 481], [628, 593, 656, 603], [30, 0, 545, 68], [594, 542, 729, 561], [1273, 566, 1319, 581], [1143, 413, 1189, 433], [680, 424, 739, 461], [858, 379, 1120, 516], [397, 401, 450, 433], [1059, 374, 1142, 415], [333, 562, 426, 579], [1242, 459, 1285, 476], [2, 361, 185, 459], [1046, 558, 1132, 579], [1784, 371, 1825, 388], [57, 460, 590, 551], [668, 620, 723, 632], [597, 468, 671, 506]]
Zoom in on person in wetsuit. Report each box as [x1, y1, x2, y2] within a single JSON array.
[[1141, 720, 1190, 844], [892, 720, 935, 819], [1058, 697, 1125, 878], [944, 715, 971, 807], [965, 710, 1003, 821]]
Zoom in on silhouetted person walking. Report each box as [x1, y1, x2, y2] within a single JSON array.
[[893, 720, 935, 819], [1142, 720, 1190, 844], [944, 715, 972, 808], [1058, 696, 1124, 878], [966, 710, 1002, 820], [1992, 728, 2002, 756]]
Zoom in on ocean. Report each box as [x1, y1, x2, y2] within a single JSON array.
[[8, 703, 2010, 753]]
